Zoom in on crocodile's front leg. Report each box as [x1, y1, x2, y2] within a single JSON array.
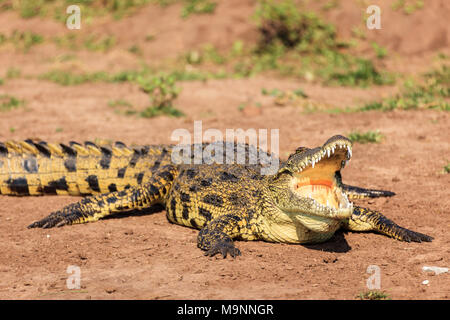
[[28, 165, 178, 228], [344, 206, 433, 242], [197, 214, 244, 258]]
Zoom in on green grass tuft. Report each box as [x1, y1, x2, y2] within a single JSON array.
[[0, 30, 44, 52], [357, 291, 391, 300], [0, 94, 25, 111], [39, 70, 111, 86], [137, 73, 184, 118], [1, 0, 154, 21], [348, 130, 384, 144], [140, 105, 184, 118], [83, 34, 116, 52], [181, 0, 217, 18], [254, 0, 337, 51], [371, 42, 388, 59], [357, 65, 449, 112], [444, 163, 450, 174], [326, 58, 395, 87]]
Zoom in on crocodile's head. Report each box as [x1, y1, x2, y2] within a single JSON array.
[[268, 135, 353, 240]]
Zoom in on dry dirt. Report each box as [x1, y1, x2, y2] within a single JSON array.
[[0, 0, 449, 300]]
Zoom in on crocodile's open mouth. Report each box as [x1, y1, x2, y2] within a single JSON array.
[[291, 136, 353, 216]]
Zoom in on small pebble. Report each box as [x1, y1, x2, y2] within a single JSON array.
[[422, 280, 429, 285]]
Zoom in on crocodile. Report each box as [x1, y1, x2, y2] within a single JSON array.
[[0, 135, 432, 258]]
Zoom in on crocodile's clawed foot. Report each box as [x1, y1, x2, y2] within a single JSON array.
[[395, 227, 433, 243], [27, 212, 70, 229], [204, 241, 241, 259]]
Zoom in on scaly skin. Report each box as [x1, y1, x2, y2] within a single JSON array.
[[0, 136, 433, 258]]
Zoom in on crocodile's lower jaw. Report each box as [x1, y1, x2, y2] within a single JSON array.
[[262, 212, 340, 243], [293, 213, 342, 234]]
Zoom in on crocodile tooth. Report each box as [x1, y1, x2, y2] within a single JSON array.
[[327, 149, 331, 158], [312, 159, 315, 168]]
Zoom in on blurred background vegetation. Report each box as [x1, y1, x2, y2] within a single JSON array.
[[0, 0, 448, 117]]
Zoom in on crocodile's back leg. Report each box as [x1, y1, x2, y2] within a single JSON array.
[[335, 172, 395, 199], [28, 165, 178, 228], [344, 206, 433, 242], [342, 184, 395, 199], [0, 140, 173, 196]]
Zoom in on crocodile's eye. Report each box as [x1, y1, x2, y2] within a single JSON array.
[[294, 147, 308, 154]]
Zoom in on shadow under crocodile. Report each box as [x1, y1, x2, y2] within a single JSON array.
[[301, 231, 352, 253], [104, 204, 166, 220]]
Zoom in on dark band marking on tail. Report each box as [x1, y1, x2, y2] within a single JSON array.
[[42, 185, 57, 194], [129, 149, 141, 168], [190, 218, 199, 228], [0, 142, 8, 155], [170, 197, 178, 223], [136, 172, 144, 184], [48, 177, 69, 191], [6, 177, 29, 194], [100, 146, 112, 169], [182, 205, 189, 220], [85, 175, 100, 192]]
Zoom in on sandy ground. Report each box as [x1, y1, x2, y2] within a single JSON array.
[[0, 0, 449, 300]]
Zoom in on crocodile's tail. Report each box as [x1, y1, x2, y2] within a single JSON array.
[[0, 140, 173, 196]]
